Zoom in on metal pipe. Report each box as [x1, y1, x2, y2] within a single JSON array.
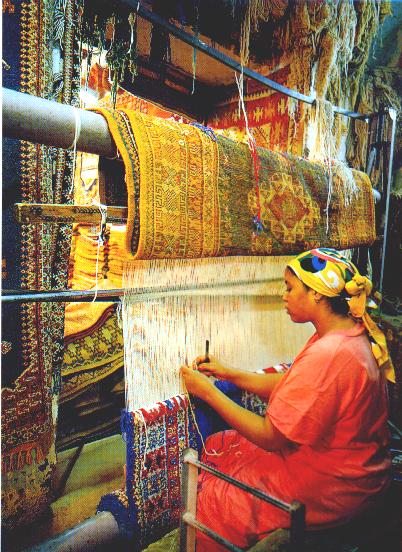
[[128, 1, 368, 120], [1, 277, 283, 303], [186, 456, 292, 512], [182, 512, 243, 552], [23, 511, 121, 552], [3, 88, 117, 157], [1, 288, 124, 303]]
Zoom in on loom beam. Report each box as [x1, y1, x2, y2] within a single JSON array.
[[23, 511, 122, 552], [2, 88, 117, 157], [1, 277, 282, 303]]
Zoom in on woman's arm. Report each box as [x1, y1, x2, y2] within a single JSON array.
[[195, 355, 283, 399], [181, 366, 289, 451]]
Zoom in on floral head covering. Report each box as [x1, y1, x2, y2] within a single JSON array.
[[287, 248, 395, 382]]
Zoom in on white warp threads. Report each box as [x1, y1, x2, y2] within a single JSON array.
[[122, 256, 314, 412]]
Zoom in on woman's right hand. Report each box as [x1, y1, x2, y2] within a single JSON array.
[[192, 355, 235, 381]]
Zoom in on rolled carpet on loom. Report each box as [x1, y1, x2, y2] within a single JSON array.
[[93, 109, 376, 259]]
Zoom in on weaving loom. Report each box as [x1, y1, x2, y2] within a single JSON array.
[[82, 108, 378, 548], [99, 381, 270, 549], [2, 1, 400, 549], [79, 107, 375, 410]]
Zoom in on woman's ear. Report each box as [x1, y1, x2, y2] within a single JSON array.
[[311, 290, 324, 304]]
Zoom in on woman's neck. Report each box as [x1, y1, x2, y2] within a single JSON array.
[[313, 310, 356, 338]]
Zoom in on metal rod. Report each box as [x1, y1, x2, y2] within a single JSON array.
[[388, 419, 402, 440], [182, 513, 243, 552], [2, 289, 123, 303], [186, 456, 292, 512], [3, 88, 117, 157], [128, 1, 367, 120], [2, 277, 283, 303], [379, 108, 397, 295]]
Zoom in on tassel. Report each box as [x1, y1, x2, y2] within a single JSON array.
[[17, 451, 24, 470], [35, 445, 44, 464], [235, 71, 263, 234], [127, 12, 138, 79], [26, 447, 33, 465]]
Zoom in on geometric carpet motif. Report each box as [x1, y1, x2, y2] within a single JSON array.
[[94, 109, 376, 259], [2, 0, 78, 530]]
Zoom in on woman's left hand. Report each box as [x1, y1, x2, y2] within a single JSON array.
[[181, 365, 214, 400]]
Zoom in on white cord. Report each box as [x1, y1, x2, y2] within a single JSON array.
[[68, 107, 82, 196], [91, 200, 107, 303], [68, 107, 82, 150]]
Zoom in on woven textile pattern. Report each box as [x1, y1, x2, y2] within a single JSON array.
[[106, 387, 272, 547], [62, 307, 123, 402], [210, 63, 305, 155], [94, 109, 375, 259], [123, 396, 197, 548], [2, 0, 78, 530]]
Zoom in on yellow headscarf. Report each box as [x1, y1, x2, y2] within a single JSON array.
[[287, 248, 395, 383]]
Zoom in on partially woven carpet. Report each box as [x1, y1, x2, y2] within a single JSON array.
[[94, 109, 375, 259], [121, 395, 198, 548], [109, 384, 268, 550]]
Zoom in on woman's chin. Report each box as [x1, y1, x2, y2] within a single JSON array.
[[286, 311, 303, 323], [285, 309, 294, 321]]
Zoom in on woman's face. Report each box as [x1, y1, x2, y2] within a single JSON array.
[[283, 268, 314, 323]]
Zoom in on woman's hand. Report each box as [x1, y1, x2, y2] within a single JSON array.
[[181, 365, 214, 400], [192, 355, 235, 381]]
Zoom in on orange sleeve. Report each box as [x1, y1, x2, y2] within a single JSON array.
[[267, 338, 354, 446]]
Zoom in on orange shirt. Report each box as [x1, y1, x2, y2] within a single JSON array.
[[268, 323, 391, 526], [196, 324, 391, 551]]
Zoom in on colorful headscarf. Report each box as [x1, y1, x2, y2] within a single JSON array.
[[287, 248, 395, 382]]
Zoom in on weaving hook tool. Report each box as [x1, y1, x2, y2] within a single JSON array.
[[205, 339, 210, 363]]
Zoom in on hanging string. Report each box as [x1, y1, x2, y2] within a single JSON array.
[[68, 106, 82, 196], [127, 12, 138, 79], [235, 71, 263, 235], [309, 98, 359, 232], [90, 199, 107, 303], [191, 32, 199, 95], [183, 385, 222, 458], [308, 98, 335, 233], [191, 0, 200, 95]]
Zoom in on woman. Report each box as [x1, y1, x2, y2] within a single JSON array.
[[181, 248, 394, 551]]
